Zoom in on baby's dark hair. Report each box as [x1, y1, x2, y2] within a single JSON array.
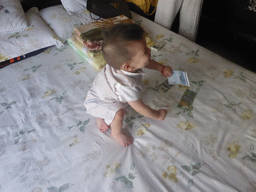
[[102, 23, 145, 69]]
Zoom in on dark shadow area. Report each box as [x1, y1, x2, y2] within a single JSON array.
[[196, 0, 256, 73]]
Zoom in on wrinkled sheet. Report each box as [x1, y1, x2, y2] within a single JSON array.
[[0, 12, 256, 192]]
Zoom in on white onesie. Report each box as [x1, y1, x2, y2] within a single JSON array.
[[84, 64, 144, 125]]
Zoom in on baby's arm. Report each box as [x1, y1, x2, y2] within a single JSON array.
[[146, 59, 173, 77], [128, 99, 167, 121]]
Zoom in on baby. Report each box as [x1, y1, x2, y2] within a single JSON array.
[[84, 23, 173, 147]]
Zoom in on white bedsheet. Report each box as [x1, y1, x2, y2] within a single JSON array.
[[0, 12, 256, 192]]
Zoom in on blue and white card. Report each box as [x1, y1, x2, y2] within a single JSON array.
[[168, 70, 190, 87]]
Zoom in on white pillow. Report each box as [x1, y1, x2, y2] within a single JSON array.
[[0, 7, 63, 62], [40, 5, 94, 41], [0, 0, 29, 35], [60, 0, 87, 14]]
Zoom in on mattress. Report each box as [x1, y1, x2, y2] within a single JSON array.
[[0, 12, 256, 192]]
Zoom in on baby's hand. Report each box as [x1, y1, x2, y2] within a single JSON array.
[[162, 66, 173, 77], [157, 109, 168, 121]]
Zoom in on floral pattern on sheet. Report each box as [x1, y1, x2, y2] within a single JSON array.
[[181, 163, 203, 188], [162, 166, 178, 182], [47, 183, 74, 192], [67, 118, 90, 133], [186, 49, 201, 64], [227, 142, 241, 158], [0, 12, 256, 192], [131, 13, 256, 191], [115, 163, 137, 189]]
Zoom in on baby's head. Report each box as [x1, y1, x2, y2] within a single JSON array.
[[102, 23, 151, 72]]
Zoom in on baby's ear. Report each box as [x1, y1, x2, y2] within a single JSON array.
[[122, 63, 133, 71]]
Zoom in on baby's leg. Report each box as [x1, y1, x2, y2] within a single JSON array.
[[110, 109, 133, 147], [97, 118, 110, 132]]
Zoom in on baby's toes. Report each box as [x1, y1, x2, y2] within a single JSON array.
[[112, 131, 133, 147], [125, 134, 133, 146], [97, 118, 110, 132]]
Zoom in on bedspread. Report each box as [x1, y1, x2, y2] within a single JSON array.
[[0, 12, 256, 192]]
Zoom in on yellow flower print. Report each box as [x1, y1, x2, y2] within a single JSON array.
[[20, 74, 31, 81], [104, 163, 122, 177], [137, 129, 146, 136], [137, 123, 150, 136], [240, 110, 254, 120], [158, 59, 168, 65], [42, 90, 57, 99], [0, 53, 9, 62], [167, 166, 177, 173], [186, 49, 200, 64], [25, 27, 34, 31], [178, 85, 189, 89], [187, 57, 201, 64], [83, 10, 90, 13], [162, 166, 178, 182], [162, 171, 168, 179], [141, 123, 150, 128], [177, 121, 195, 131], [168, 173, 178, 182], [115, 163, 121, 170], [145, 37, 155, 47], [145, 37, 151, 44], [224, 69, 234, 77], [69, 135, 79, 147], [143, 79, 150, 85], [74, 67, 86, 75], [227, 142, 241, 158], [43, 48, 52, 54], [156, 34, 165, 40]]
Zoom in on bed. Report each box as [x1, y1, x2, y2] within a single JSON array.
[[1, 1, 256, 192]]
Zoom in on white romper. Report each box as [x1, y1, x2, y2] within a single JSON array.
[[84, 64, 144, 125]]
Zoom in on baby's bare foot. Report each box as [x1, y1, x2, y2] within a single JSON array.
[[111, 130, 133, 147], [97, 118, 110, 132]]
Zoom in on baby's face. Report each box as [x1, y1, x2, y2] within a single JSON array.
[[128, 39, 151, 72]]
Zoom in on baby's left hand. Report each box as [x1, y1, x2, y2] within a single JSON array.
[[161, 66, 173, 77]]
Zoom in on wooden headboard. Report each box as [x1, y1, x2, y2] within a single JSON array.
[[20, 0, 62, 12]]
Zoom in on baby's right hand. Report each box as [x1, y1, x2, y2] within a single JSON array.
[[157, 109, 168, 121]]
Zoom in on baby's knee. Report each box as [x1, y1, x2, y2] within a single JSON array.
[[115, 108, 125, 119]]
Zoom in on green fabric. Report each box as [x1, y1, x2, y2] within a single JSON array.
[[68, 38, 91, 61], [80, 28, 103, 41]]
